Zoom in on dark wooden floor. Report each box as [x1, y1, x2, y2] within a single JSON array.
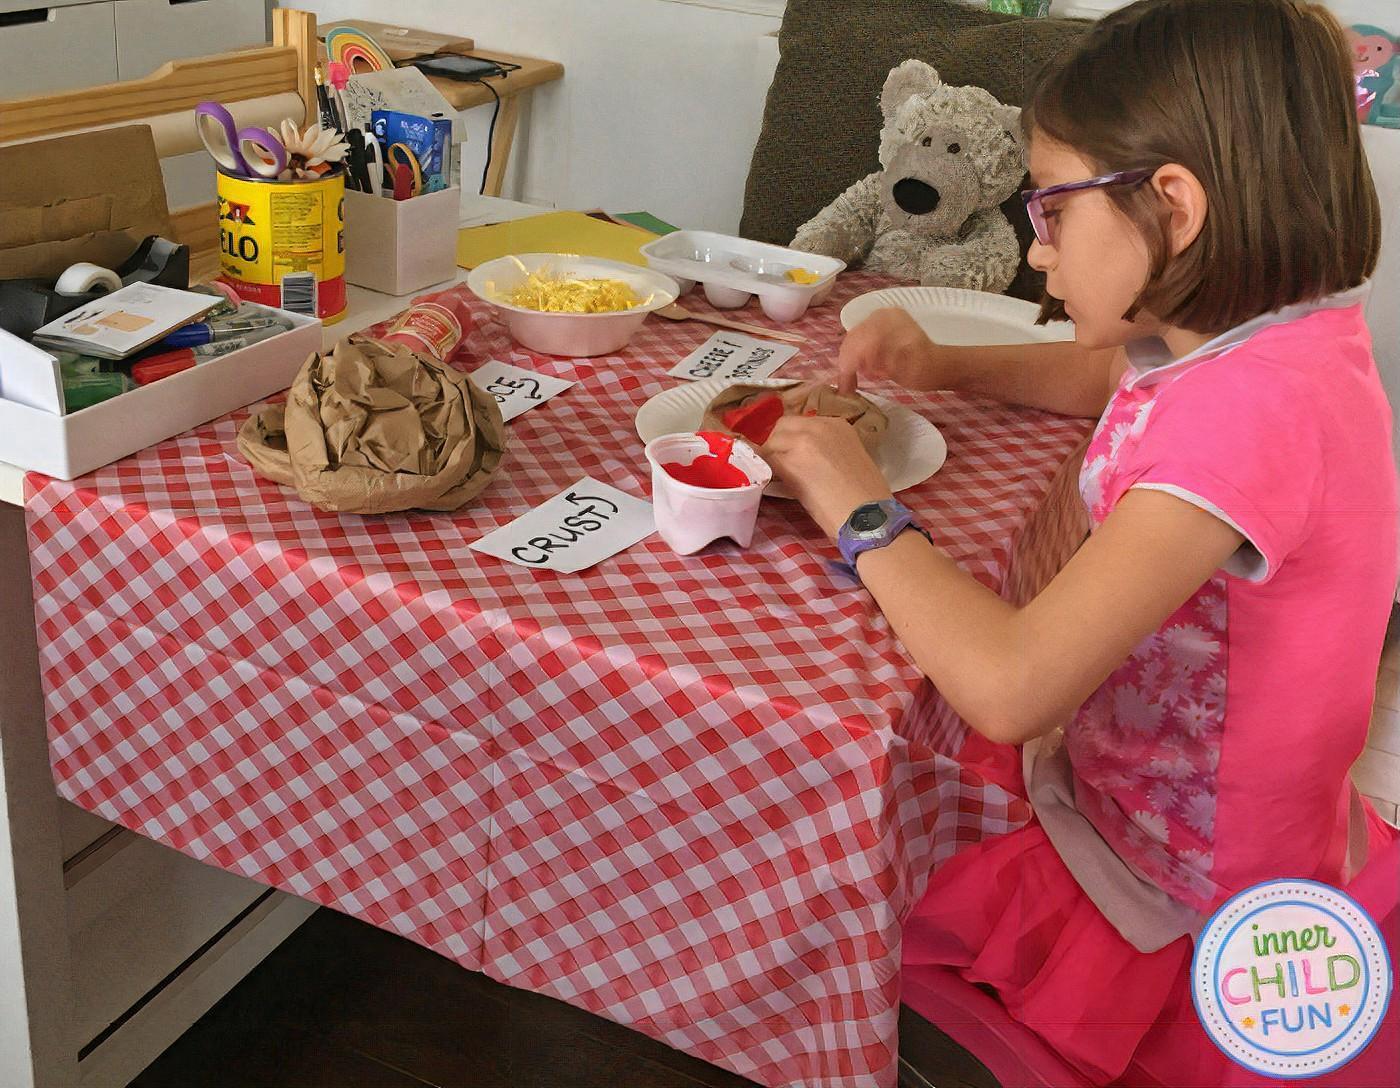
[[127, 907, 1001, 1088]]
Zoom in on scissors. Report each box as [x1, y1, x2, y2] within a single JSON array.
[[386, 142, 422, 200], [195, 101, 288, 180]]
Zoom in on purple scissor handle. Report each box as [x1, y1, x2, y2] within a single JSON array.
[[196, 100, 287, 180], [237, 127, 288, 179], [195, 101, 252, 176]]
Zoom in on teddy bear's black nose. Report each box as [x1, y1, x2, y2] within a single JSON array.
[[893, 179, 942, 216]]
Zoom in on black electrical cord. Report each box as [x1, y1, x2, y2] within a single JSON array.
[[406, 52, 521, 195], [478, 77, 501, 195]]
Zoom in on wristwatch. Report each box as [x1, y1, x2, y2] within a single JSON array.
[[836, 498, 932, 573]]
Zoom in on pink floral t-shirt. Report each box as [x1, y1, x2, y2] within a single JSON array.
[[1041, 288, 1397, 929]]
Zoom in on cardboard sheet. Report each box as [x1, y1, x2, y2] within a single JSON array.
[[0, 127, 172, 281]]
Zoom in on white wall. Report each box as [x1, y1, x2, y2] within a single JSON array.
[[295, 0, 784, 231]]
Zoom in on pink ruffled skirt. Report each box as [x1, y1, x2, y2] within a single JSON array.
[[899, 732, 1399, 1086]]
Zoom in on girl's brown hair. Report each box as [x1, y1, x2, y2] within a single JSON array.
[[1025, 0, 1380, 332]]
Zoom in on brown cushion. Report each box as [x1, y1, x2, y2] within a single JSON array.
[[740, 0, 1088, 300]]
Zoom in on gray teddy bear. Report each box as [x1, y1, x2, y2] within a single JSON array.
[[791, 59, 1026, 294]]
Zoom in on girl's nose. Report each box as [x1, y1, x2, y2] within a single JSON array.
[[1028, 238, 1053, 273]]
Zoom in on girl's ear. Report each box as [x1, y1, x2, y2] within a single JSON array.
[[1151, 164, 1208, 257]]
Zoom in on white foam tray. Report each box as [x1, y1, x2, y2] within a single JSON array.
[[639, 231, 845, 324], [0, 303, 320, 481]]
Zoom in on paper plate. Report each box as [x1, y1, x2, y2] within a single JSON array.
[[635, 378, 947, 498], [840, 285, 1076, 345]]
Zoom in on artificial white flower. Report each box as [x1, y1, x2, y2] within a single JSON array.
[[276, 120, 349, 181]]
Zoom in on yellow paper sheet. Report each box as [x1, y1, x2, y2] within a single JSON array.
[[456, 211, 658, 269]]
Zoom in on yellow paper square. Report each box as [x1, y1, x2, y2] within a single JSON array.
[[457, 211, 658, 269]]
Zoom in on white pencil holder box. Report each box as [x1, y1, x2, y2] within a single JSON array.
[[344, 186, 460, 296]]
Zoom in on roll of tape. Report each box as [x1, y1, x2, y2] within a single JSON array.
[[55, 262, 123, 297]]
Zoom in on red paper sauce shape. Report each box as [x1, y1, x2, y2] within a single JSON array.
[[720, 394, 784, 445]]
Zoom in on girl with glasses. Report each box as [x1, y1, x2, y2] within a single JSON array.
[[761, 1, 1397, 1081]]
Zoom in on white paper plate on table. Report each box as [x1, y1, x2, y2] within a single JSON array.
[[635, 378, 947, 498], [840, 286, 1076, 345]]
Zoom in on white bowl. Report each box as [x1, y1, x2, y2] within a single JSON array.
[[467, 254, 679, 358]]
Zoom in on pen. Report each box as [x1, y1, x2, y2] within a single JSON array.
[[132, 328, 285, 384], [327, 62, 352, 135], [314, 65, 343, 134], [161, 318, 282, 349]]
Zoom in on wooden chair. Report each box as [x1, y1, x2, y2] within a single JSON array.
[[0, 8, 322, 282]]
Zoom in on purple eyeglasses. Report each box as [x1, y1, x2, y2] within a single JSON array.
[[1021, 168, 1155, 246]]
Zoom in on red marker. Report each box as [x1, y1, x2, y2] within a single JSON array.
[[130, 329, 278, 385], [131, 349, 204, 384]]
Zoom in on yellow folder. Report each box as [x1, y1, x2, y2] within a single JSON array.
[[456, 211, 658, 269]]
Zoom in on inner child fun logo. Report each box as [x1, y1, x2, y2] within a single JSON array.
[[1192, 880, 1392, 1078]]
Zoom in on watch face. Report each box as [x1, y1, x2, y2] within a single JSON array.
[[849, 503, 888, 535]]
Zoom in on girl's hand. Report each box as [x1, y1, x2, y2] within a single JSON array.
[[836, 307, 963, 395], [761, 415, 894, 539]]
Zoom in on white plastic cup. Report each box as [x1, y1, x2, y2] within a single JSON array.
[[644, 432, 772, 555]]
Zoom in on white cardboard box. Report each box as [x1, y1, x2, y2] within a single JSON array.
[[344, 185, 460, 296], [0, 303, 320, 481]]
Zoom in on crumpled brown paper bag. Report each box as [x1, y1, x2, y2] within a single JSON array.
[[700, 380, 888, 454], [238, 336, 506, 514]]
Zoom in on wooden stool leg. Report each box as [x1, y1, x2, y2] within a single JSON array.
[[483, 94, 522, 198]]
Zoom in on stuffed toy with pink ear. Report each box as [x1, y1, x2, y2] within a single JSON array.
[[791, 59, 1026, 294]]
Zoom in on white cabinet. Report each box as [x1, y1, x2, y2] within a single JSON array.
[[0, 4, 118, 98], [0, 0, 267, 101], [115, 0, 266, 80]]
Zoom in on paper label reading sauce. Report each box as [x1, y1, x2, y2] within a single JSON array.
[[667, 332, 798, 383], [469, 360, 574, 422], [470, 478, 656, 574]]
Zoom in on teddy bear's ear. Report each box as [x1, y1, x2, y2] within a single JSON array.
[[880, 59, 942, 121], [992, 103, 1026, 153]]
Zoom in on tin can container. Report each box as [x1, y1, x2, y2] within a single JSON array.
[[216, 167, 347, 324]]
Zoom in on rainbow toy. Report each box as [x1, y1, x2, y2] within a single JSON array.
[[324, 26, 395, 75]]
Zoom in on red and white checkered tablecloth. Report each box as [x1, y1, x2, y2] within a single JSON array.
[[25, 271, 1091, 1088]]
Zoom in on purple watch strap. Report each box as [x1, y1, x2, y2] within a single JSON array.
[[836, 499, 930, 571]]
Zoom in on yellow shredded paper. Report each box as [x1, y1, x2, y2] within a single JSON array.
[[498, 268, 647, 313], [785, 268, 821, 285]]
